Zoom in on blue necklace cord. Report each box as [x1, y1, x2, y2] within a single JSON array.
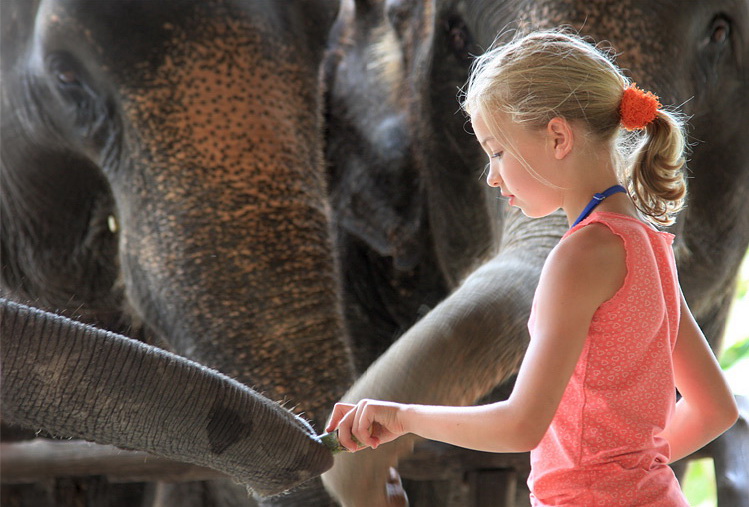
[[571, 184, 627, 228]]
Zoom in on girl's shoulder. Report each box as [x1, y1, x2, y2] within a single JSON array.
[[556, 217, 626, 267], [543, 222, 626, 309], [564, 211, 675, 244]]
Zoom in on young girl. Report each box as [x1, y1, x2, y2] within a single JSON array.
[[326, 30, 739, 505]]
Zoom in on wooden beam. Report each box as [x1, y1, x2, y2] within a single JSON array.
[[1, 438, 531, 486], [0, 439, 226, 484], [1, 438, 533, 484], [399, 440, 530, 481]]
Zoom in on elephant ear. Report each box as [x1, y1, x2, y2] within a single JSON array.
[[0, 14, 121, 327]]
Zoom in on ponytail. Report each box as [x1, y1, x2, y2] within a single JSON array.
[[626, 109, 687, 226]]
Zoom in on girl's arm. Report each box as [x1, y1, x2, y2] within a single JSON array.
[[327, 225, 626, 453], [659, 292, 739, 463]]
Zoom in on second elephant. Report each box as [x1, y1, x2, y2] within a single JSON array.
[[323, 0, 749, 505]]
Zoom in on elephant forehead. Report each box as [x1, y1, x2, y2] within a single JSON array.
[[119, 20, 321, 192], [516, 0, 672, 81]]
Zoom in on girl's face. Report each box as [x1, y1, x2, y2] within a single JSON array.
[[471, 112, 563, 218]]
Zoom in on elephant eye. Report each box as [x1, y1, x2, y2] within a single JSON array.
[[45, 51, 110, 144], [708, 15, 730, 46], [697, 14, 734, 86], [444, 14, 473, 63], [47, 52, 87, 93], [57, 69, 80, 85], [45, 51, 99, 117], [47, 52, 91, 107]]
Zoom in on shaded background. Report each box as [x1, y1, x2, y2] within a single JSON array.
[[685, 246, 749, 506]]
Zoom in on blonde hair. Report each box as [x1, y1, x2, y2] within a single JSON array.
[[462, 29, 687, 226]]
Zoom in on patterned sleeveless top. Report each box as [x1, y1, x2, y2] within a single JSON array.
[[527, 212, 689, 506]]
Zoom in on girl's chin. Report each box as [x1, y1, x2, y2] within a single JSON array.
[[508, 198, 556, 219], [520, 207, 560, 220]]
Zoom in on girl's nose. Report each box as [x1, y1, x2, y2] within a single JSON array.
[[486, 166, 502, 188]]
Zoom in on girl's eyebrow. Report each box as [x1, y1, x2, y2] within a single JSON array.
[[479, 137, 496, 147]]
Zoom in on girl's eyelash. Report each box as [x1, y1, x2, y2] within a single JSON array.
[[491, 152, 503, 159]]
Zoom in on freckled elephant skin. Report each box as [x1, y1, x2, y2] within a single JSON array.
[[1, 0, 348, 505], [323, 0, 749, 505]]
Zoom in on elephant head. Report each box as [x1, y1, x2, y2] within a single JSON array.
[[1, 0, 352, 503], [323, 0, 749, 505]]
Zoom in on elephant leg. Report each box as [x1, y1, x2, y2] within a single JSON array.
[[712, 395, 749, 507]]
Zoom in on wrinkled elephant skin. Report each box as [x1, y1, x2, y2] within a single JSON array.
[[323, 0, 749, 505], [1, 298, 333, 497]]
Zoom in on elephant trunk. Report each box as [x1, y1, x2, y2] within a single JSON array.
[[0, 297, 333, 497], [106, 15, 356, 432], [323, 211, 566, 504]]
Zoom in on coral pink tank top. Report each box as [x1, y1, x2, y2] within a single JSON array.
[[527, 212, 689, 506]]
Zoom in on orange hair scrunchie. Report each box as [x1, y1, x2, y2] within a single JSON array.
[[619, 83, 662, 131]]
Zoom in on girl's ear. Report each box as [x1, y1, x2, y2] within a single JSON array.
[[547, 117, 574, 160]]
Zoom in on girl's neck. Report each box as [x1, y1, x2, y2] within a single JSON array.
[[559, 145, 638, 227]]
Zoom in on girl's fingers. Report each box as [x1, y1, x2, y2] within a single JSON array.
[[350, 401, 367, 449], [326, 400, 391, 452], [356, 404, 378, 448], [326, 402, 356, 432], [336, 407, 361, 452], [353, 409, 365, 447]]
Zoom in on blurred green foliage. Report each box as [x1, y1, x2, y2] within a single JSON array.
[[683, 458, 717, 507], [720, 337, 749, 370]]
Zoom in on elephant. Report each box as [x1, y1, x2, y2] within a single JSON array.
[[3, 1, 748, 506], [321, 0, 749, 505], [1, 0, 352, 505]]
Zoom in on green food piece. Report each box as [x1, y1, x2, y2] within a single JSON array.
[[320, 431, 347, 454], [318, 431, 364, 454]]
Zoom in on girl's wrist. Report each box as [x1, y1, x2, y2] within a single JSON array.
[[398, 403, 418, 437]]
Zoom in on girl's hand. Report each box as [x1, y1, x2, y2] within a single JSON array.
[[326, 400, 407, 451]]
